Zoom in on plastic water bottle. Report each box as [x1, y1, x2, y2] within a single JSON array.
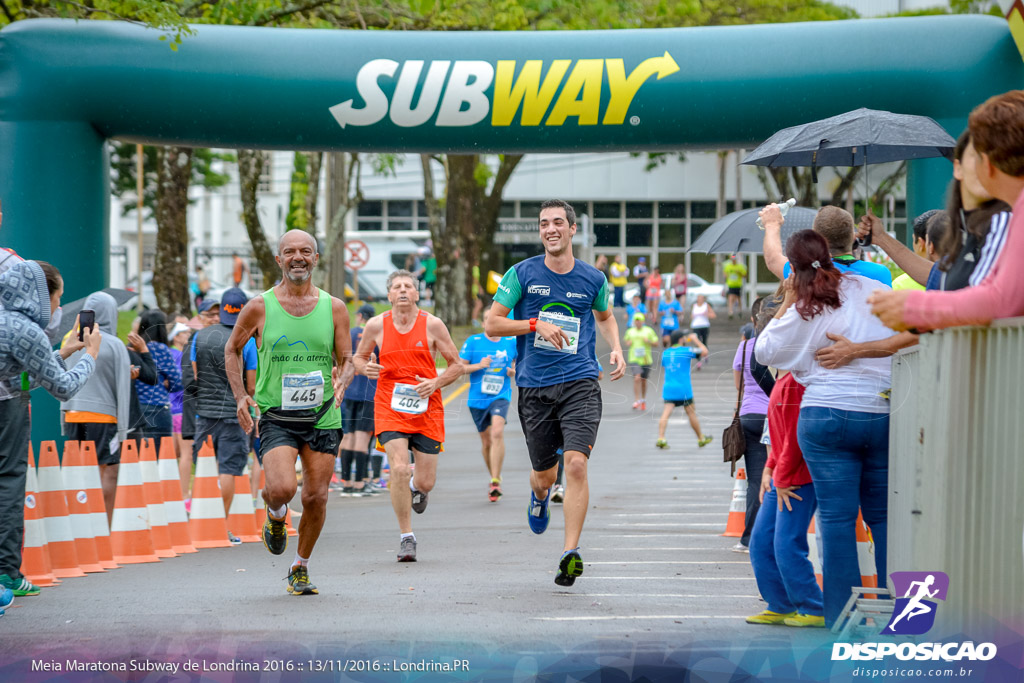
[[756, 198, 797, 230]]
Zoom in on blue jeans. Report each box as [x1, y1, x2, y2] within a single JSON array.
[[740, 413, 768, 546], [798, 406, 889, 627], [749, 483, 823, 616]]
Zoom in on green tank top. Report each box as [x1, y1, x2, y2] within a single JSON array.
[[256, 288, 341, 429]]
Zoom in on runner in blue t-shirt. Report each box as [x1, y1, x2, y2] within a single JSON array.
[[460, 308, 517, 503], [486, 199, 626, 588], [657, 289, 683, 347], [656, 330, 712, 450], [337, 304, 379, 497]]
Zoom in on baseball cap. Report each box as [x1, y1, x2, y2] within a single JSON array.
[[632, 312, 645, 322], [197, 299, 219, 314], [357, 304, 375, 320], [219, 288, 248, 326], [638, 257, 646, 262], [168, 322, 192, 340]]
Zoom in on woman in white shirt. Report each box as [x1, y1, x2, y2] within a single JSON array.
[[754, 230, 894, 629], [689, 295, 715, 369]]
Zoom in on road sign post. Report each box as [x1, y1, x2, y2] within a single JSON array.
[[344, 239, 370, 301]]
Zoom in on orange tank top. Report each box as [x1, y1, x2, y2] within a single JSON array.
[[373, 310, 445, 443]]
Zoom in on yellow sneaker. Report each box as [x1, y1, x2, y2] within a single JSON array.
[[746, 610, 795, 625], [784, 613, 825, 628]]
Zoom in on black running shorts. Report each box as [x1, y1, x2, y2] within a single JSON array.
[[65, 422, 121, 465], [517, 377, 602, 472], [377, 431, 443, 455], [256, 417, 342, 463]]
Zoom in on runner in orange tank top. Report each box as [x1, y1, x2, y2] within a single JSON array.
[[353, 270, 464, 563]]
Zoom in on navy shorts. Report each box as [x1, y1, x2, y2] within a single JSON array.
[[469, 399, 510, 433], [256, 417, 342, 463], [341, 399, 375, 434], [666, 397, 694, 408], [193, 416, 250, 476]]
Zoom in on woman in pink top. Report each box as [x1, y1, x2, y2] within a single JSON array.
[[871, 90, 1024, 330]]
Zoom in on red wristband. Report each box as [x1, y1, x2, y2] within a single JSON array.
[[529, 318, 538, 333]]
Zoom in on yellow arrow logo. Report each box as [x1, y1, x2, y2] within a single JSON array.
[[603, 51, 680, 125]]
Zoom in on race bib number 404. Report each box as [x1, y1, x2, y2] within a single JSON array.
[[392, 383, 428, 414], [533, 311, 580, 355], [282, 371, 325, 410]]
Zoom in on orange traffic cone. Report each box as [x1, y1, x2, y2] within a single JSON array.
[[20, 444, 57, 588], [36, 441, 85, 578], [722, 468, 747, 538], [227, 475, 261, 543], [139, 439, 176, 559], [254, 467, 266, 529], [158, 437, 195, 554], [807, 515, 824, 590], [188, 437, 231, 549], [61, 441, 104, 573], [109, 440, 160, 564], [78, 441, 118, 570], [806, 511, 879, 594]]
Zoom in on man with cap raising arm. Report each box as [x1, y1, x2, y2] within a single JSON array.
[[191, 287, 258, 545]]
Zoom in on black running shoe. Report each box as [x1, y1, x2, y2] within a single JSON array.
[[411, 488, 428, 514], [262, 505, 288, 556], [397, 536, 417, 562], [554, 548, 584, 587], [286, 565, 318, 595]]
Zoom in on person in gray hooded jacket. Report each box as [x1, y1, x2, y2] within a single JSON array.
[[0, 260, 99, 597], [60, 291, 132, 522]]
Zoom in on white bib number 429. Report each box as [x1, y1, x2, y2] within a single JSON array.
[[392, 383, 427, 414], [282, 371, 324, 411]]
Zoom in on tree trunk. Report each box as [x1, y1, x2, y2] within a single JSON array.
[[323, 152, 361, 298], [433, 154, 470, 325], [238, 149, 279, 286], [152, 146, 193, 315]]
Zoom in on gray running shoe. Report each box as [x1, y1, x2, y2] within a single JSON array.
[[411, 488, 428, 514], [397, 536, 417, 562]]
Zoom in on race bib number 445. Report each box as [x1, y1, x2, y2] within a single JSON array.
[[392, 383, 428, 414], [282, 371, 324, 410]]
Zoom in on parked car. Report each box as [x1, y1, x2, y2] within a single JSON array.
[[624, 273, 727, 309]]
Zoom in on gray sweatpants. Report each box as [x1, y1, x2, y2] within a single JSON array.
[[0, 397, 29, 578]]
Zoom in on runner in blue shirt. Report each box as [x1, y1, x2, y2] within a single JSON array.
[[486, 199, 625, 588], [460, 308, 517, 503], [657, 289, 683, 347], [656, 330, 712, 450]]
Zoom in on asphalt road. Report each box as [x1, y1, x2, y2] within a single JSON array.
[[0, 314, 839, 680]]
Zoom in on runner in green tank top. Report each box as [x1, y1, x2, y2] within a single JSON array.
[[226, 230, 351, 596]]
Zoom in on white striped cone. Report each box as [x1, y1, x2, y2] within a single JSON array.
[[807, 515, 824, 589], [78, 441, 118, 569], [227, 475, 261, 542], [157, 437, 196, 554], [188, 437, 230, 548], [856, 512, 879, 593], [20, 445, 58, 587], [109, 440, 160, 564], [36, 441, 85, 578], [723, 468, 746, 537], [139, 439, 176, 559], [60, 441, 104, 573]]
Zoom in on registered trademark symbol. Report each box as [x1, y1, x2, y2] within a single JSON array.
[[630, 116, 640, 126]]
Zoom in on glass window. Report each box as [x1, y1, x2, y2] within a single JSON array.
[[389, 200, 413, 217], [357, 220, 382, 231], [388, 220, 413, 232], [625, 202, 653, 219], [658, 202, 686, 220], [658, 251, 687, 275], [358, 201, 383, 217], [417, 200, 427, 217], [658, 223, 685, 248], [689, 253, 714, 282], [593, 202, 621, 219], [691, 201, 718, 219], [519, 201, 543, 218], [594, 223, 620, 248], [498, 202, 516, 218], [626, 223, 652, 247]]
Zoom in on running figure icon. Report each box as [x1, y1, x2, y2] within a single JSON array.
[[887, 574, 939, 630]]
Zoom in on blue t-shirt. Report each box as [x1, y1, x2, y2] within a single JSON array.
[[658, 301, 682, 331], [782, 258, 892, 287], [190, 336, 257, 371], [626, 302, 646, 320], [494, 256, 610, 389], [661, 346, 699, 401], [345, 326, 378, 402], [460, 334, 517, 408]]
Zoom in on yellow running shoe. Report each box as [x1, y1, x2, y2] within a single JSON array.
[[784, 614, 825, 628], [746, 610, 795, 625]]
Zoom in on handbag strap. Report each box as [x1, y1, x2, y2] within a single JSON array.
[[734, 340, 747, 417]]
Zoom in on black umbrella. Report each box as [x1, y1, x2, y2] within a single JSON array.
[[688, 206, 818, 254], [58, 288, 135, 340], [742, 108, 955, 185]]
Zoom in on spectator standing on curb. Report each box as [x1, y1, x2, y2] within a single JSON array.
[[135, 310, 182, 440], [337, 304, 379, 498], [633, 256, 649, 301], [609, 255, 629, 308]]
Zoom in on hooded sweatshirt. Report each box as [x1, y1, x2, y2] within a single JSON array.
[[60, 292, 132, 441], [0, 261, 94, 400], [0, 248, 63, 400]]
